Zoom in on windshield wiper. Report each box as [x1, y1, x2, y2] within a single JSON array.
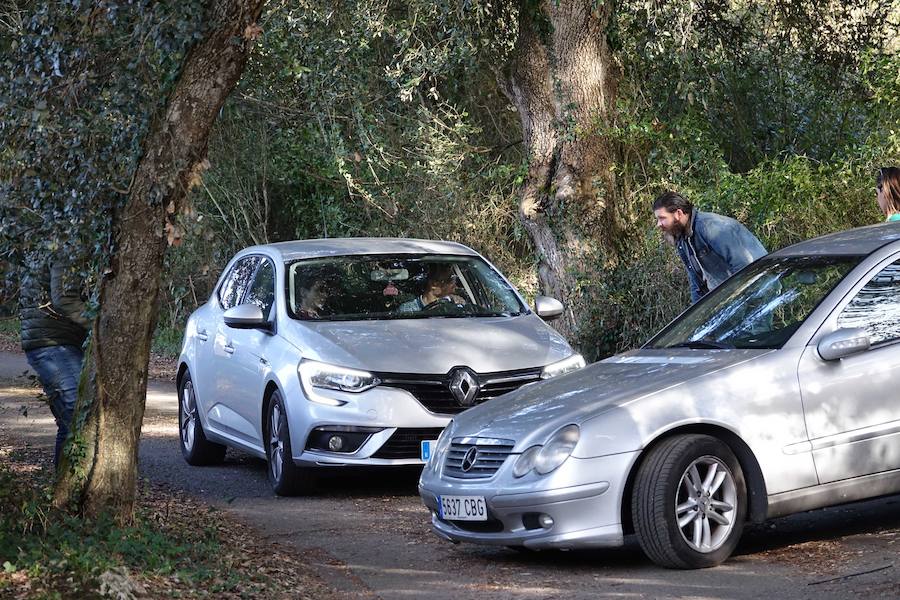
[[667, 339, 735, 350]]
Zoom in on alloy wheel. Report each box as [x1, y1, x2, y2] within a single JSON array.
[[675, 455, 737, 553], [269, 402, 284, 482], [180, 381, 197, 451]]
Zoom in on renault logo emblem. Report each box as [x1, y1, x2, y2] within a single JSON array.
[[461, 446, 478, 472], [449, 368, 480, 407]]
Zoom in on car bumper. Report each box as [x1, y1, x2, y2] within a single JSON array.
[[288, 385, 450, 467], [418, 452, 636, 550]]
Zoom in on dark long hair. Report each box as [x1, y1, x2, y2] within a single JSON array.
[[878, 167, 900, 215]]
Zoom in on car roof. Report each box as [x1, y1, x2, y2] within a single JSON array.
[[243, 237, 480, 261], [769, 221, 900, 258]]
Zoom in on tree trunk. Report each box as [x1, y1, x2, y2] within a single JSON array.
[[53, 0, 266, 522], [499, 0, 621, 341]]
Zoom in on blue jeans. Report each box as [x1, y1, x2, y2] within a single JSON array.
[[26, 345, 85, 466]]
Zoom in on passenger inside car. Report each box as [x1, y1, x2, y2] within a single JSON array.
[[397, 263, 468, 313], [296, 277, 333, 319]]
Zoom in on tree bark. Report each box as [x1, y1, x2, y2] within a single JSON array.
[[53, 0, 266, 522], [499, 0, 621, 341]]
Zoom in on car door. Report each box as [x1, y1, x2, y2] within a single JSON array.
[[191, 256, 251, 418], [797, 256, 900, 483], [216, 257, 277, 447], [206, 255, 261, 441]]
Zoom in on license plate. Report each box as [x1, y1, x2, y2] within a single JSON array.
[[420, 440, 437, 461], [438, 495, 487, 521]]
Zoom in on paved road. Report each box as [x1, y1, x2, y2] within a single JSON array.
[[2, 350, 899, 599]]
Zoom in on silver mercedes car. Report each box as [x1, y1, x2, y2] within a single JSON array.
[[176, 238, 583, 495], [419, 222, 900, 568]]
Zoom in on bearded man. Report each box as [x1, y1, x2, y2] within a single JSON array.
[[653, 191, 767, 303]]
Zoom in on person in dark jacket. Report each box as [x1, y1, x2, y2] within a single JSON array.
[[19, 252, 90, 466], [653, 191, 767, 303]]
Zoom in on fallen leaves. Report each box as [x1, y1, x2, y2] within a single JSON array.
[[0, 440, 338, 599]]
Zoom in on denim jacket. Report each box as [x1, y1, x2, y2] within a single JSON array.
[[675, 210, 767, 303]]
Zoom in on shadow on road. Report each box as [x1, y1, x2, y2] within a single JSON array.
[[737, 493, 900, 556], [142, 421, 900, 567]]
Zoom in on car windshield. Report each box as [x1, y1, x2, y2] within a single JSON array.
[[648, 255, 861, 350], [285, 254, 526, 321]]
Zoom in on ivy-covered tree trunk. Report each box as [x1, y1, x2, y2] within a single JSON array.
[[499, 0, 621, 340], [53, 0, 266, 522]]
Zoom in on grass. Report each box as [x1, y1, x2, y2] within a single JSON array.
[[0, 317, 18, 340], [151, 324, 184, 359], [0, 447, 333, 599]]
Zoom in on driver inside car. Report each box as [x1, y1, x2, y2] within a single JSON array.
[[295, 268, 339, 319], [397, 263, 467, 312]]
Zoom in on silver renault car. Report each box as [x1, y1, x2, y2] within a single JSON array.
[[176, 238, 583, 495], [419, 222, 900, 568]]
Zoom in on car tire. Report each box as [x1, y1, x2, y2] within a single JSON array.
[[265, 390, 315, 496], [632, 434, 747, 569], [179, 371, 227, 466]]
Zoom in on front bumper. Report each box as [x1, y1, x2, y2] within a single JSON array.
[[418, 451, 637, 550], [289, 384, 450, 467]]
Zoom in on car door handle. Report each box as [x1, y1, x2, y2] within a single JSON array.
[[223, 344, 235, 355], [197, 329, 209, 342]]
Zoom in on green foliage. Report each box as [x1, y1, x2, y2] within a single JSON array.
[[0, 1, 207, 305], [151, 323, 184, 358], [33, 0, 890, 360], [162, 0, 533, 314], [572, 2, 900, 357], [577, 237, 690, 359], [157, 0, 900, 361], [0, 461, 221, 597], [0, 317, 18, 342], [614, 0, 898, 172]]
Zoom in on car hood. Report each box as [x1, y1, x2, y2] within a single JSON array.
[[451, 348, 772, 448], [287, 314, 573, 374]]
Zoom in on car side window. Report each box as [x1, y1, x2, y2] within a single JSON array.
[[837, 260, 900, 345], [218, 256, 262, 310], [245, 259, 276, 319]]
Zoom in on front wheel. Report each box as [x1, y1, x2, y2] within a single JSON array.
[[632, 434, 747, 569], [179, 371, 226, 466], [266, 390, 316, 496]]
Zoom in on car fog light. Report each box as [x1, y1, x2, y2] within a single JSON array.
[[328, 435, 345, 451], [538, 514, 554, 528]]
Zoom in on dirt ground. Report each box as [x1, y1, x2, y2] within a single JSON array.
[[2, 350, 900, 599]]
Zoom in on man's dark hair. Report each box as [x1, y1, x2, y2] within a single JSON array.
[[653, 191, 693, 215]]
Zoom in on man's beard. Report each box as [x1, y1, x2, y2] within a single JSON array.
[[661, 221, 686, 245]]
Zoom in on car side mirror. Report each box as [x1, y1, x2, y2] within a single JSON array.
[[817, 327, 870, 361], [224, 304, 271, 330], [535, 296, 564, 321]]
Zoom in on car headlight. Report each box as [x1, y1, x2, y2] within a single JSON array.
[[512, 424, 580, 478], [534, 424, 580, 474], [298, 359, 381, 406], [428, 422, 454, 472], [512, 445, 541, 478], [541, 354, 586, 379]]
